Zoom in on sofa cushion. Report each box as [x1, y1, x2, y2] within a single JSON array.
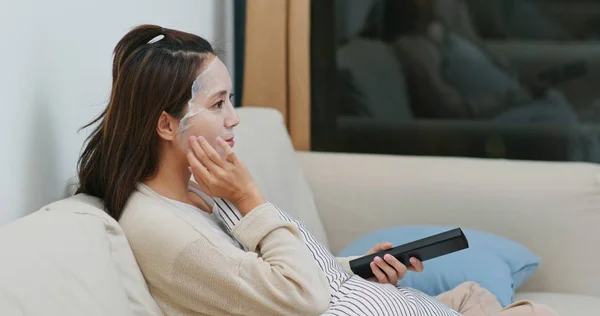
[[0, 195, 163, 316], [234, 107, 329, 247], [338, 225, 541, 307], [515, 292, 600, 316]]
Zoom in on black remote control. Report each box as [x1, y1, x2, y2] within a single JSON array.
[[349, 228, 469, 279]]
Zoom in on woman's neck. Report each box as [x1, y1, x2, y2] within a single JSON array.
[[143, 155, 192, 205]]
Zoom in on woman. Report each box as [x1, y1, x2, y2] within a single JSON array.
[[76, 25, 556, 316]]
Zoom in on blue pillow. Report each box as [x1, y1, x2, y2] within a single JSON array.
[[337, 225, 540, 307]]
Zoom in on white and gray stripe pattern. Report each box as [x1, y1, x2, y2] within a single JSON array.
[[213, 199, 461, 316], [211, 198, 246, 250]]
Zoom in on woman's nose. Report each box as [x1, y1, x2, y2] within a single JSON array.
[[226, 109, 240, 128]]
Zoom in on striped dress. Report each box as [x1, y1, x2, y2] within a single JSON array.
[[212, 198, 461, 316]]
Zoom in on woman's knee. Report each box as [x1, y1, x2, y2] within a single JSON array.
[[459, 281, 491, 295]]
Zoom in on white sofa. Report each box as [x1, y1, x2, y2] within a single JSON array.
[[1, 107, 599, 315]]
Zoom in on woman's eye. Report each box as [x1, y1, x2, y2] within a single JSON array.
[[213, 100, 224, 109]]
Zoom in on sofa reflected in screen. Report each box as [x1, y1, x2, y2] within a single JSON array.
[[313, 0, 600, 162]]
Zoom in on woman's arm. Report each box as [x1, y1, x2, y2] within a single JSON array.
[[173, 137, 330, 314], [336, 256, 360, 275], [164, 203, 331, 315]]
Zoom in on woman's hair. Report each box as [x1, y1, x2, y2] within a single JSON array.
[[76, 24, 214, 220]]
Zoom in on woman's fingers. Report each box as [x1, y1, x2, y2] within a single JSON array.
[[197, 136, 226, 168], [187, 150, 212, 184], [189, 136, 219, 171], [374, 256, 400, 284], [216, 137, 239, 164], [373, 242, 393, 252], [370, 261, 388, 284], [365, 242, 393, 255], [383, 254, 408, 281], [367, 254, 421, 284], [408, 257, 424, 272]]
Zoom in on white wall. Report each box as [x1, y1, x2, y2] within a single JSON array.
[[0, 0, 233, 226]]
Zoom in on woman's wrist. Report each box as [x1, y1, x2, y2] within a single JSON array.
[[234, 188, 266, 216]]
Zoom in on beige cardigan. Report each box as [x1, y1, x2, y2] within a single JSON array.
[[119, 184, 355, 316]]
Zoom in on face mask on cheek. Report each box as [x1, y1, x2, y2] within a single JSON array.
[[179, 110, 229, 157], [178, 57, 233, 156]]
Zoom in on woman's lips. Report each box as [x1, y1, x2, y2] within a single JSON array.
[[225, 138, 235, 147]]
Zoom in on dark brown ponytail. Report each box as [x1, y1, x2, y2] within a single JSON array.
[[76, 24, 214, 219]]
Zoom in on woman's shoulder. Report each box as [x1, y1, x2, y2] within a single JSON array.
[[118, 184, 238, 262], [119, 184, 176, 226], [118, 187, 247, 298], [120, 187, 189, 243]]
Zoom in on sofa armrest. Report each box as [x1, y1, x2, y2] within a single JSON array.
[[297, 151, 600, 296]]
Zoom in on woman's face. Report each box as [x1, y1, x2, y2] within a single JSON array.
[[177, 55, 239, 157]]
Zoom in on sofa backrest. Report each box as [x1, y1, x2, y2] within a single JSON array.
[[0, 194, 163, 316]]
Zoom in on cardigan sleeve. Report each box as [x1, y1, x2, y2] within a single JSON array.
[[167, 203, 331, 316], [335, 256, 361, 276]]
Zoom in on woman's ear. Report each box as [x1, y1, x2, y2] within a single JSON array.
[[156, 111, 179, 141]]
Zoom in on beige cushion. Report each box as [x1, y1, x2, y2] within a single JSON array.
[[0, 195, 163, 316], [515, 292, 600, 316], [234, 107, 329, 246]]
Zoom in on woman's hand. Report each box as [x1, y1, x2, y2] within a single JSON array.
[[187, 136, 265, 215], [365, 242, 424, 285]]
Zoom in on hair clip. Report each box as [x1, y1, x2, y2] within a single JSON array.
[[148, 34, 165, 44]]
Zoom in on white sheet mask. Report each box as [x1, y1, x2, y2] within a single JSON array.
[[178, 57, 234, 153], [179, 57, 231, 132]]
